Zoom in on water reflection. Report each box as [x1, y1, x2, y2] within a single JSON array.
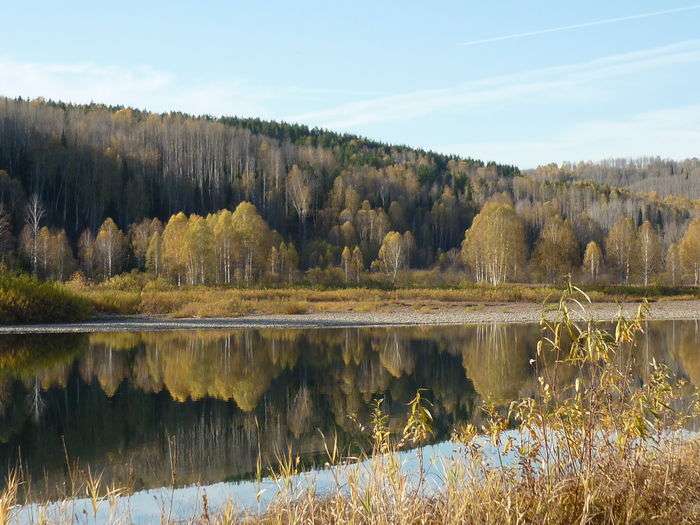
[[0, 321, 698, 501]]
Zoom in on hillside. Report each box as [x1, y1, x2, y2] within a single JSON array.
[[532, 158, 700, 200], [0, 96, 697, 287], [0, 96, 515, 265]]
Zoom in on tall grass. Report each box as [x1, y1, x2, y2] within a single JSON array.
[[0, 272, 93, 324], [1, 286, 699, 523], [71, 277, 699, 318]]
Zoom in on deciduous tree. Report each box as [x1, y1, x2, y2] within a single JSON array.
[[287, 165, 312, 239], [605, 217, 636, 284], [636, 220, 662, 286], [78, 229, 96, 279], [23, 194, 45, 276], [461, 201, 526, 285], [162, 212, 189, 286], [679, 218, 700, 286], [95, 218, 127, 279], [533, 215, 579, 282], [374, 231, 411, 283], [666, 242, 681, 286], [582, 241, 603, 282]]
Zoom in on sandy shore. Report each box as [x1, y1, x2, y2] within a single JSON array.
[[0, 300, 698, 334]]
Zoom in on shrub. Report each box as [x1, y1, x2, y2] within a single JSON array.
[[81, 289, 141, 314], [99, 271, 149, 291], [281, 301, 310, 314], [0, 272, 93, 324]]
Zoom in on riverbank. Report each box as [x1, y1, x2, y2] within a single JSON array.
[[70, 282, 698, 317], [1, 299, 698, 333]]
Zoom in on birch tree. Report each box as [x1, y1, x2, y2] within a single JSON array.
[[461, 201, 526, 285], [287, 165, 312, 239], [145, 230, 163, 277], [184, 214, 213, 285], [666, 242, 681, 286], [605, 217, 636, 284], [23, 194, 45, 276], [636, 220, 662, 286], [375, 231, 409, 283], [582, 241, 603, 282], [95, 218, 127, 279], [130, 218, 162, 270], [351, 246, 363, 284], [230, 201, 273, 284], [341, 246, 352, 283], [212, 209, 234, 284], [78, 229, 96, 279], [679, 218, 700, 286], [162, 212, 189, 286]]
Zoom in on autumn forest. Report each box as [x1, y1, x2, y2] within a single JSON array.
[[0, 96, 699, 289]]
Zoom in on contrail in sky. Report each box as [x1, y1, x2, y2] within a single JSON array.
[[458, 5, 700, 46]]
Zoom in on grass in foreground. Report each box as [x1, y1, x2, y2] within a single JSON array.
[[2, 286, 699, 523]]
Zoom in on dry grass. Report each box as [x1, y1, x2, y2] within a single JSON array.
[[3, 287, 700, 524], [71, 280, 699, 318]]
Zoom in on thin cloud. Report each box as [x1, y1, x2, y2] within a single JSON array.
[[436, 105, 700, 168], [287, 40, 700, 129], [0, 58, 382, 119], [458, 4, 700, 47], [0, 58, 282, 118]]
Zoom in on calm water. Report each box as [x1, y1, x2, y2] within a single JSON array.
[[0, 321, 699, 509]]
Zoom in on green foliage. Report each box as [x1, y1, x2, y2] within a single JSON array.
[[0, 271, 92, 323]]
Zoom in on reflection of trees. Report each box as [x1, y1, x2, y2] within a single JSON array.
[[376, 331, 415, 378], [672, 320, 700, 387], [288, 385, 313, 439], [0, 334, 87, 381], [0, 334, 87, 436], [3, 322, 694, 502], [461, 323, 535, 404]]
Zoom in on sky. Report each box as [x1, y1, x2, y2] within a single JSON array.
[[1, 0, 699, 168]]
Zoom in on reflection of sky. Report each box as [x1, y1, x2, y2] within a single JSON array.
[[15, 436, 517, 524]]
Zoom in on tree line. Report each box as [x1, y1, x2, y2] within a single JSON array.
[[0, 96, 697, 287], [1, 190, 698, 287], [461, 199, 700, 286]]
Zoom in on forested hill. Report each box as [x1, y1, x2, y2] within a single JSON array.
[[0, 96, 697, 279], [530, 158, 700, 200], [0, 96, 517, 266]]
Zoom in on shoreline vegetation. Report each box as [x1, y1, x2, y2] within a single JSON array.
[[0, 269, 699, 326], [1, 300, 700, 334], [3, 288, 700, 523], [0, 272, 92, 324]]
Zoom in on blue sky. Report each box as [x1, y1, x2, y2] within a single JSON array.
[[1, 0, 699, 167]]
